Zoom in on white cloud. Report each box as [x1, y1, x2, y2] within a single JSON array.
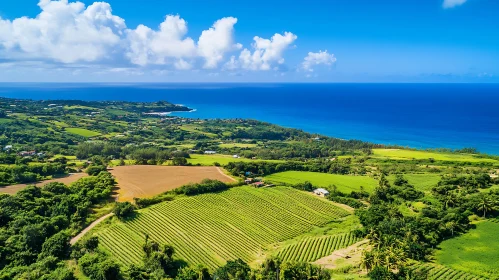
[[0, 0, 125, 63], [173, 59, 192, 70], [0, 0, 306, 74], [126, 15, 197, 66], [443, 0, 468, 9], [301, 50, 336, 72], [229, 32, 297, 71], [197, 17, 241, 69]]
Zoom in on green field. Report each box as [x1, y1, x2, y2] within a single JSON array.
[[388, 173, 442, 192], [373, 149, 498, 163], [277, 232, 360, 263], [434, 221, 499, 278], [180, 124, 218, 138], [409, 262, 488, 280], [65, 127, 101, 138], [265, 171, 378, 193], [96, 186, 349, 269], [188, 154, 283, 166], [219, 143, 258, 148]]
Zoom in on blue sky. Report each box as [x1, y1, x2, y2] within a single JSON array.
[[0, 0, 498, 82]]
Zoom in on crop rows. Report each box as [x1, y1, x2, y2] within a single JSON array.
[[97, 186, 349, 269], [277, 232, 360, 263], [409, 263, 486, 280]]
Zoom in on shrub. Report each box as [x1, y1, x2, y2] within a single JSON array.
[[113, 202, 136, 220]]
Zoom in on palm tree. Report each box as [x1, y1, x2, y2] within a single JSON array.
[[476, 194, 493, 218], [445, 221, 458, 236], [443, 193, 457, 210]]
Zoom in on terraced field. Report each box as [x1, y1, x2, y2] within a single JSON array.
[[409, 263, 487, 280], [96, 186, 349, 269], [277, 232, 361, 263]]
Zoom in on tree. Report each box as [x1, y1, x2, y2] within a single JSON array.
[[39, 232, 71, 260], [213, 259, 251, 280], [113, 202, 136, 220], [172, 157, 188, 166], [476, 194, 494, 218], [86, 165, 107, 176]]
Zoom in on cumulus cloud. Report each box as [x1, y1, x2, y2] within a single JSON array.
[[237, 32, 297, 70], [197, 17, 241, 69], [0, 0, 309, 73], [126, 15, 197, 66], [301, 50, 336, 72], [0, 0, 125, 63], [443, 0, 468, 8]]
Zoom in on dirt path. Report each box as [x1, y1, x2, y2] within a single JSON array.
[[216, 167, 237, 182], [71, 213, 114, 245]]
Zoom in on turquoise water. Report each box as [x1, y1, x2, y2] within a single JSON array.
[[1, 83, 499, 154]]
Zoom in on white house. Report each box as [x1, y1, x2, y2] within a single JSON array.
[[313, 188, 330, 197], [4, 145, 12, 151], [204, 151, 217, 155]]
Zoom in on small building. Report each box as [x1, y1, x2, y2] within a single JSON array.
[[18, 151, 36, 157], [204, 151, 217, 155], [233, 155, 240, 158], [253, 182, 265, 188], [245, 178, 254, 184], [4, 145, 12, 151], [313, 188, 330, 197]]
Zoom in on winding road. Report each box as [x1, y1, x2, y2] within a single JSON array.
[[70, 213, 114, 245]]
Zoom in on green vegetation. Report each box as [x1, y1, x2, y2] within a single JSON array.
[[409, 262, 489, 280], [188, 154, 283, 166], [435, 221, 499, 278], [373, 148, 498, 163], [277, 232, 361, 263], [265, 171, 378, 193], [388, 173, 442, 192], [3, 96, 499, 279], [66, 127, 101, 138], [96, 186, 349, 269], [180, 124, 218, 138]]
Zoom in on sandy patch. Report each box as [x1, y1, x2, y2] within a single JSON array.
[[313, 239, 369, 269]]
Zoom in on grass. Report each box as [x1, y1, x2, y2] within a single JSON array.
[[180, 124, 218, 138], [51, 121, 69, 128], [435, 220, 499, 278], [265, 171, 378, 193], [388, 173, 442, 192], [65, 127, 101, 138], [187, 154, 284, 166], [373, 149, 498, 163], [95, 186, 350, 269], [409, 262, 488, 280], [219, 143, 258, 149]]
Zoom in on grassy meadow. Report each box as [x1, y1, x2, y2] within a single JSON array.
[[96, 186, 349, 269], [373, 149, 498, 163], [187, 154, 284, 166], [65, 127, 101, 138], [265, 171, 378, 193], [388, 173, 442, 192], [435, 221, 499, 278]]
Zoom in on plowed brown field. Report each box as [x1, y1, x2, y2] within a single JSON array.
[[109, 165, 236, 202]]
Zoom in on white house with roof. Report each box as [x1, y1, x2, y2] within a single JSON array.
[[313, 188, 330, 197], [204, 151, 217, 154], [4, 145, 12, 151]]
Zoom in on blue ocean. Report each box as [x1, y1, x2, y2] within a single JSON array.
[[1, 83, 499, 154]]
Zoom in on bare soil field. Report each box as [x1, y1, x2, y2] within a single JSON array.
[[0, 173, 88, 195], [109, 166, 236, 202]]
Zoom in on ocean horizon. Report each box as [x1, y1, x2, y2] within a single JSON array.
[[1, 83, 499, 155]]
